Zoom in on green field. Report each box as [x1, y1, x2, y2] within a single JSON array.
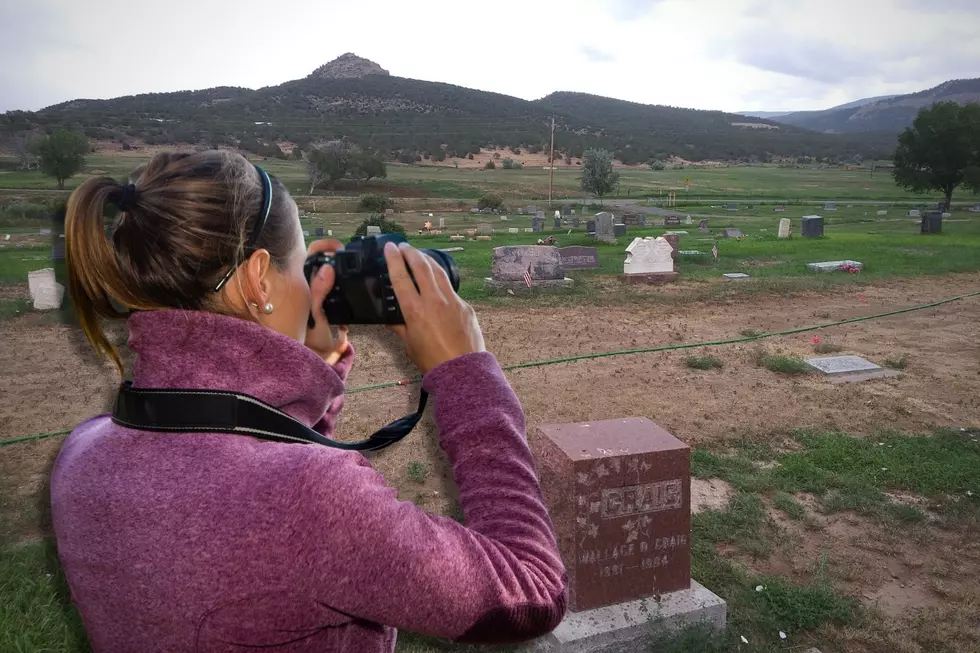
[[4, 207, 979, 313], [2, 154, 970, 205]]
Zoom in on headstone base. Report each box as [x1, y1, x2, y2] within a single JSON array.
[[484, 278, 575, 291], [807, 260, 862, 273], [619, 272, 679, 285], [523, 581, 726, 653]]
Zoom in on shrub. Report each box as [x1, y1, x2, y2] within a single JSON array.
[[685, 355, 723, 370], [884, 354, 910, 369], [354, 215, 406, 237], [484, 161, 496, 170], [477, 193, 504, 210], [358, 194, 395, 213], [649, 159, 666, 171], [407, 461, 428, 484], [753, 348, 810, 374]]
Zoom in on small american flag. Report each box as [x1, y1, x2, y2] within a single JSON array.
[[711, 244, 719, 259], [523, 263, 533, 288]]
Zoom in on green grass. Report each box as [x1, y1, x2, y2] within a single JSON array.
[[685, 354, 724, 370], [693, 429, 980, 525], [406, 461, 428, 484], [753, 349, 810, 375], [0, 247, 56, 284], [678, 490, 860, 652], [0, 298, 32, 320], [772, 492, 807, 521], [0, 541, 90, 653]]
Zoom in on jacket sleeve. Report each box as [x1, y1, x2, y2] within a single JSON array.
[[297, 352, 568, 644], [310, 343, 355, 437]]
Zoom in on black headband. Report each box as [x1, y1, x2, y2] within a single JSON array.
[[214, 165, 273, 293]]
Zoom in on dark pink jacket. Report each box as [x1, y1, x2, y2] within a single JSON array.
[[50, 310, 567, 652]]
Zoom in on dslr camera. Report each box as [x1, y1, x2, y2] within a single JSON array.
[[303, 233, 460, 325]]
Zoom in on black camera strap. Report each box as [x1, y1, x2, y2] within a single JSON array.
[[111, 382, 426, 452]]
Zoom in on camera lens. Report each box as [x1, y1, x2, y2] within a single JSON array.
[[420, 249, 460, 291]]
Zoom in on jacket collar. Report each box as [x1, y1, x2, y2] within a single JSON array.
[[127, 309, 338, 427]]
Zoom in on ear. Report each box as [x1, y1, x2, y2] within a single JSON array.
[[241, 249, 274, 309]]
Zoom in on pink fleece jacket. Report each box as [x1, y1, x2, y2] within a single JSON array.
[[50, 309, 568, 652]]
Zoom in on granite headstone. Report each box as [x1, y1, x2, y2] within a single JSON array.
[[484, 246, 574, 291], [558, 246, 600, 270], [801, 215, 824, 238], [529, 418, 692, 611], [595, 213, 615, 243]]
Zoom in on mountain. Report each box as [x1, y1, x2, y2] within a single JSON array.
[[1, 54, 896, 163], [533, 92, 893, 162], [737, 95, 898, 120], [309, 53, 390, 80], [735, 111, 792, 119], [773, 79, 980, 133], [824, 94, 899, 112]]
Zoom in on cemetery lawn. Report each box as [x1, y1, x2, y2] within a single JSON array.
[[3, 206, 979, 320]]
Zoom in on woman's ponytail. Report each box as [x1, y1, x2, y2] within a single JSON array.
[[65, 177, 136, 374]]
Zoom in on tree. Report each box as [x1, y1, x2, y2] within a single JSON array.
[[34, 130, 89, 189], [893, 101, 980, 209], [580, 148, 620, 203], [305, 140, 355, 192], [351, 153, 387, 182], [305, 148, 331, 195], [477, 193, 503, 210], [354, 214, 405, 237], [9, 133, 38, 170]]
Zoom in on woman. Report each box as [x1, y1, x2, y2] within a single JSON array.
[[50, 150, 568, 652]]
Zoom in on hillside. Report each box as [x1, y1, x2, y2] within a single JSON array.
[[2, 54, 896, 163], [774, 79, 980, 133], [535, 92, 894, 162]]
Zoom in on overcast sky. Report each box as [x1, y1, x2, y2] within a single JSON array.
[[2, 0, 978, 114]]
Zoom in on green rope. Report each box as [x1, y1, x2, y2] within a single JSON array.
[[1, 429, 72, 447], [4, 289, 979, 448]]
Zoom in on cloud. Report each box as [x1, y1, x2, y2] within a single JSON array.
[[897, 0, 980, 14], [730, 35, 878, 84], [580, 46, 616, 63], [607, 0, 664, 20]]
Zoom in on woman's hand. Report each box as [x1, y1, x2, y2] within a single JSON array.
[[305, 238, 349, 365], [383, 241, 485, 375]]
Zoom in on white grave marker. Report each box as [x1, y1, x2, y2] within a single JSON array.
[[778, 218, 791, 239], [623, 237, 674, 275], [806, 355, 881, 376]]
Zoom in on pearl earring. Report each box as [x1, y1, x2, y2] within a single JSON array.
[[263, 303, 274, 314]]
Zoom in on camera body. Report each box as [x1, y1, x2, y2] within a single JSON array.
[[303, 233, 460, 325]]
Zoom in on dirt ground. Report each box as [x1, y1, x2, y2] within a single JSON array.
[[3, 274, 980, 640]]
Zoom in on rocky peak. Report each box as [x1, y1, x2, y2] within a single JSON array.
[[309, 53, 389, 80]]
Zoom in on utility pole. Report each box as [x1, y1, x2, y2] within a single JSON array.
[[548, 117, 556, 208]]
